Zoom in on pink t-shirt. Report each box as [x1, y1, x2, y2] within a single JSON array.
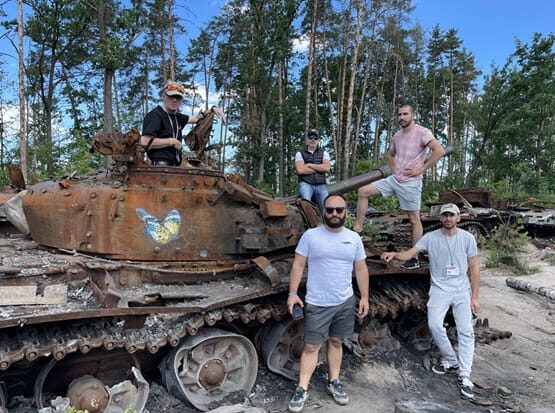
[[390, 124, 434, 182]]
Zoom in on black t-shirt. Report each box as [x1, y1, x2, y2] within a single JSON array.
[[142, 105, 189, 163]]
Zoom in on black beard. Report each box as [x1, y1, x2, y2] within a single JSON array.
[[324, 214, 345, 228]]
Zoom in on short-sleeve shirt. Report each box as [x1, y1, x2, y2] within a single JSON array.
[[390, 124, 434, 182], [295, 226, 366, 306], [142, 106, 189, 163], [416, 228, 478, 294], [294, 150, 330, 162]]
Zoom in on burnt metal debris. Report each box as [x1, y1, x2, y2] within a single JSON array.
[[0, 116, 508, 412]]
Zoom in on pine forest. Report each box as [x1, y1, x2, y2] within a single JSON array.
[[1, 0, 554, 204]]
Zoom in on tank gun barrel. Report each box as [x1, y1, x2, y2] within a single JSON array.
[[327, 145, 453, 195]]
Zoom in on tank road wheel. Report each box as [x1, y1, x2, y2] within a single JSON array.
[[159, 328, 258, 412], [460, 222, 488, 246], [34, 350, 147, 413], [256, 318, 326, 381]]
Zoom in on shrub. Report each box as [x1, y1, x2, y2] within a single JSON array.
[[483, 223, 532, 275]]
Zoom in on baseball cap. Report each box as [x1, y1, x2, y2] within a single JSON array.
[[439, 203, 460, 215], [163, 81, 185, 98], [307, 129, 319, 138]]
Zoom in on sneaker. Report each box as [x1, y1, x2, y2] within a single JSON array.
[[459, 377, 475, 398], [328, 379, 349, 405], [400, 258, 420, 269], [288, 386, 308, 413], [432, 360, 459, 375]]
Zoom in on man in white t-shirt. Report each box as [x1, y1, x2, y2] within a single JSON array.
[[354, 104, 445, 269], [286, 194, 369, 412], [381, 203, 480, 399], [295, 129, 331, 212]]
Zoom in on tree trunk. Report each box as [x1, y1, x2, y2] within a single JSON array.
[[113, 72, 121, 131], [17, 0, 28, 183], [304, 0, 318, 135], [342, 0, 362, 179], [374, 87, 383, 162], [160, 25, 167, 84], [99, 0, 113, 133], [336, 51, 348, 179], [431, 73, 436, 136], [448, 54, 454, 176], [388, 55, 399, 144], [167, 0, 175, 81], [143, 62, 150, 117], [322, 16, 337, 173], [278, 61, 285, 196]]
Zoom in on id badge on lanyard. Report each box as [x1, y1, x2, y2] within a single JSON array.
[[445, 265, 459, 276]]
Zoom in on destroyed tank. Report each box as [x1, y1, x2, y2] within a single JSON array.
[[0, 114, 437, 412]]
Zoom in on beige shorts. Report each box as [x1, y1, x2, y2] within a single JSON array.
[[373, 175, 422, 211]]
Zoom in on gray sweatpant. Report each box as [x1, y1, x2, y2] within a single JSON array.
[[427, 288, 474, 378]]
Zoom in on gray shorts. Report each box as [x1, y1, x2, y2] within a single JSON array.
[[304, 295, 356, 344], [373, 175, 422, 211]]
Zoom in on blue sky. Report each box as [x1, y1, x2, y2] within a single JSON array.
[[188, 0, 555, 76], [411, 0, 555, 73], [2, 0, 554, 83]]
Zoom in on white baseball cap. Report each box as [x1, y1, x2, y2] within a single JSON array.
[[439, 203, 460, 215]]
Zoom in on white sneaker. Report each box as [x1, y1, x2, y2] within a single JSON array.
[[458, 377, 474, 398]]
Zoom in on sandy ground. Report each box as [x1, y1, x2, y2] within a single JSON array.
[[6, 243, 555, 413]]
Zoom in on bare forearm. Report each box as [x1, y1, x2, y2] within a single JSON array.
[[469, 258, 480, 299], [295, 164, 315, 175], [309, 160, 330, 173], [141, 136, 176, 149], [392, 249, 418, 262], [288, 256, 306, 293], [355, 267, 369, 300], [386, 151, 396, 171], [422, 141, 445, 171]]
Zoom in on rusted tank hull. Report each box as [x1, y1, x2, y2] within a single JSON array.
[[22, 167, 309, 260]]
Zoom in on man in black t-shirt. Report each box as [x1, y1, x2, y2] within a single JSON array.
[[141, 81, 225, 166]]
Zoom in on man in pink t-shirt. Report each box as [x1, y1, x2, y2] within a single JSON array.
[[354, 104, 445, 269]]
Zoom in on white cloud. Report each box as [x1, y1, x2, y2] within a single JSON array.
[[1, 104, 19, 142], [293, 34, 309, 53]]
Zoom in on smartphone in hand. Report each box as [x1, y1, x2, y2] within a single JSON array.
[[292, 303, 304, 320]]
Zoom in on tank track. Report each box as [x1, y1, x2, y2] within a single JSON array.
[[0, 277, 429, 371], [391, 220, 489, 249], [0, 301, 288, 371]]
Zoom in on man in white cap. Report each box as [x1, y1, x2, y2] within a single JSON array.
[[141, 81, 225, 166], [381, 203, 480, 399]]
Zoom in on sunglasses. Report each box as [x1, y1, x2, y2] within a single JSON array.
[[165, 83, 185, 94], [307, 136, 319, 140], [165, 94, 183, 100], [324, 207, 346, 214]]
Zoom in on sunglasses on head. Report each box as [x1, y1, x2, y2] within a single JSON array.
[[307, 136, 319, 140], [165, 83, 185, 93], [324, 207, 345, 214]]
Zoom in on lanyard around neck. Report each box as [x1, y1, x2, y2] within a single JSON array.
[[167, 113, 177, 140]]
